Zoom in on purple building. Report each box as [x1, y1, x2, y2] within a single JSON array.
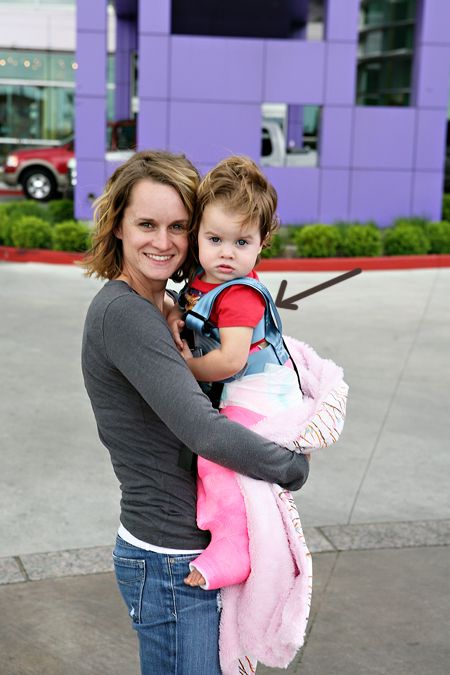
[[75, 0, 450, 226]]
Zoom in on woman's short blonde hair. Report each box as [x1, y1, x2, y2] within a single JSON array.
[[81, 150, 200, 281], [189, 155, 280, 269]]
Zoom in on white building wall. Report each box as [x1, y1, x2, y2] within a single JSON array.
[[0, 3, 115, 51]]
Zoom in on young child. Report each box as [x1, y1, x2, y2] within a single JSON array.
[[168, 155, 303, 590]]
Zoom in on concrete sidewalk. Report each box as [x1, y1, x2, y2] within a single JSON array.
[[1, 262, 449, 674], [1, 546, 449, 675]]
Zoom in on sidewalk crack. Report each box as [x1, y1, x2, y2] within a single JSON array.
[[14, 556, 30, 582]]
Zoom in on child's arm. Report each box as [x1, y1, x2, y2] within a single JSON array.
[[166, 304, 185, 351], [181, 326, 253, 381]]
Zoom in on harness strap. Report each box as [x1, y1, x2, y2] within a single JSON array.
[[183, 277, 302, 392], [184, 278, 283, 349]]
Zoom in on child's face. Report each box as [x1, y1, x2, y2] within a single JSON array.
[[197, 203, 263, 284]]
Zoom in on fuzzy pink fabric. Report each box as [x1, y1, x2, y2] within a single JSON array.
[[218, 337, 347, 673], [219, 478, 312, 673]]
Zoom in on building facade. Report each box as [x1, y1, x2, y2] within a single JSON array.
[[0, 0, 117, 166], [73, 1, 449, 224]]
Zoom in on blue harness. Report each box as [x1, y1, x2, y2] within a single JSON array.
[[183, 277, 293, 382]]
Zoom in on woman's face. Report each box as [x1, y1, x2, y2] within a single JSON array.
[[115, 179, 190, 291]]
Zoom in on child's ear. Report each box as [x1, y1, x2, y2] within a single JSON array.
[[259, 235, 269, 253]]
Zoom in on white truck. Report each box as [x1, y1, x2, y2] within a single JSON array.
[[261, 119, 318, 168]]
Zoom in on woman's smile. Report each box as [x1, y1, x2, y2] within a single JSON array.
[[143, 253, 174, 262]]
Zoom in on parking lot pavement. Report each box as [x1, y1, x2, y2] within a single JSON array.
[[1, 261, 449, 674]]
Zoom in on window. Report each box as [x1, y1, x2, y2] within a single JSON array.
[[0, 84, 74, 140], [171, 0, 325, 41], [357, 0, 417, 106], [261, 103, 321, 168], [0, 49, 116, 163]]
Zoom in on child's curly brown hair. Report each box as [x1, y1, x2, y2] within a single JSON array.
[[189, 155, 280, 274]]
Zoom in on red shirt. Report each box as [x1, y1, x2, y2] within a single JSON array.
[[186, 270, 265, 330]]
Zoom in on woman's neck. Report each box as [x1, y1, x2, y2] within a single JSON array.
[[116, 272, 166, 311]]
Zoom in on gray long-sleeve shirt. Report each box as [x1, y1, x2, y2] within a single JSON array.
[[82, 280, 309, 549]]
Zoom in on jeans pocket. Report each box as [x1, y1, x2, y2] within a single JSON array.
[[113, 554, 145, 624], [168, 553, 199, 565]]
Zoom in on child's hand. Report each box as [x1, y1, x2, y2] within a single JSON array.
[[180, 339, 193, 362], [184, 566, 206, 587]]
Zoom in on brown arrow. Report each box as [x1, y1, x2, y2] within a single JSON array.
[[275, 268, 362, 310]]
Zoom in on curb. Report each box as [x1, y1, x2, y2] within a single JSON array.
[[1, 519, 449, 586], [0, 246, 82, 265], [257, 254, 450, 271], [1, 246, 450, 270], [0, 188, 23, 197]]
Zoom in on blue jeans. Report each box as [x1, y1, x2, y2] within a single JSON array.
[[113, 535, 222, 674]]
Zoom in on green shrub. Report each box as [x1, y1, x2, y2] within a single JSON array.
[[332, 220, 378, 236], [393, 216, 428, 230], [0, 202, 50, 245], [294, 224, 342, 258], [52, 220, 91, 252], [341, 224, 383, 257], [281, 225, 302, 243], [261, 233, 283, 258], [383, 225, 430, 255], [47, 199, 74, 224], [0, 208, 14, 245], [10, 216, 53, 249], [442, 194, 450, 223], [4, 200, 51, 223], [425, 221, 450, 254], [332, 220, 350, 234]]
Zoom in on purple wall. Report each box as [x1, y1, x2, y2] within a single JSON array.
[[75, 0, 107, 218], [75, 0, 450, 226]]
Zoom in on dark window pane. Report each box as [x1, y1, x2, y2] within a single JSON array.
[[357, 0, 417, 107], [0, 84, 73, 140], [116, 123, 136, 150], [171, 0, 325, 40]]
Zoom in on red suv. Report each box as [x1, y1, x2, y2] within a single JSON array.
[[3, 139, 73, 201], [1, 120, 136, 201]]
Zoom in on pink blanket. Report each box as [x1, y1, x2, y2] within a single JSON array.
[[218, 337, 348, 673]]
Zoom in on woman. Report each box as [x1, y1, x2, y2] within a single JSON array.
[[81, 150, 309, 675]]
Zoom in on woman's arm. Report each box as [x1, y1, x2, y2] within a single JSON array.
[[103, 294, 309, 490]]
